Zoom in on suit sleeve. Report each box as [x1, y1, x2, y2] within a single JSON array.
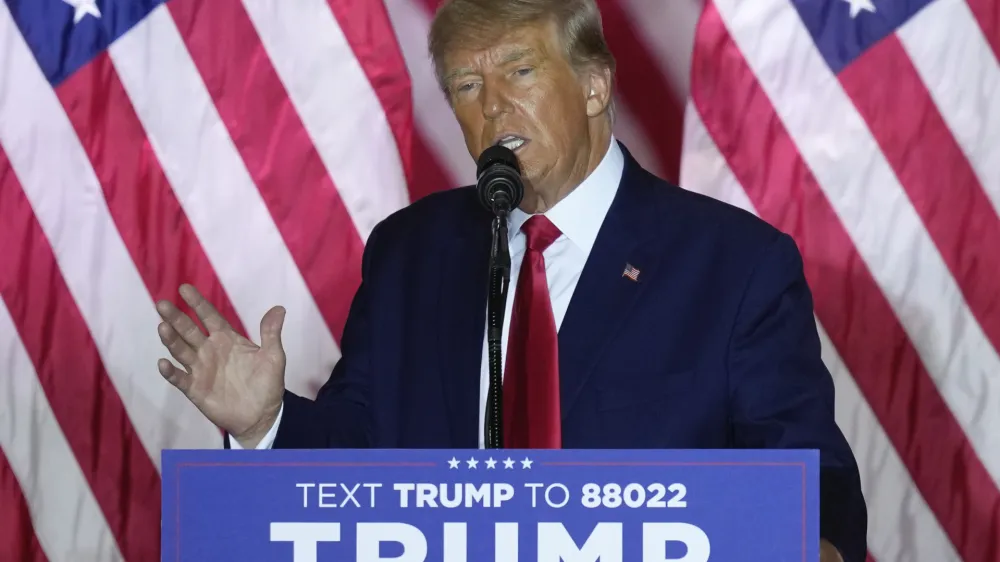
[[727, 232, 867, 562], [267, 223, 384, 449]]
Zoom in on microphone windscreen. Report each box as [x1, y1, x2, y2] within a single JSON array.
[[476, 145, 521, 177]]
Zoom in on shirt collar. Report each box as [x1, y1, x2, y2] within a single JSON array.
[[509, 136, 624, 255]]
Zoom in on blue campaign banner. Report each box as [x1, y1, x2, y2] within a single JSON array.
[[161, 448, 818, 561]]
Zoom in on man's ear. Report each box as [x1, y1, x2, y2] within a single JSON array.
[[584, 66, 612, 118]]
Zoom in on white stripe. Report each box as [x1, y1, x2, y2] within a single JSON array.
[[680, 105, 961, 562], [383, 0, 476, 186], [109, 6, 340, 400], [0, 3, 220, 465], [680, 101, 756, 210], [897, 0, 1000, 218], [241, 0, 411, 235], [712, 0, 1000, 487], [610, 101, 665, 179], [615, 0, 702, 101], [0, 301, 122, 562]]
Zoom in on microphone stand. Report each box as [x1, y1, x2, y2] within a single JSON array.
[[484, 210, 511, 449]]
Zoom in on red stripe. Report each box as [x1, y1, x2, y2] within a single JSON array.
[[0, 149, 161, 561], [689, 4, 1000, 561], [966, 0, 1000, 64], [325, 0, 415, 186], [166, 0, 365, 343], [55, 53, 248, 339], [0, 451, 48, 562], [410, 130, 459, 201], [594, 0, 684, 183], [842, 36, 1000, 375]]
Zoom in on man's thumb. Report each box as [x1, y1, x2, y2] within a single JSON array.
[[260, 306, 286, 353]]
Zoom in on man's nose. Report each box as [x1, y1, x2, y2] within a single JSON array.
[[481, 81, 512, 119]]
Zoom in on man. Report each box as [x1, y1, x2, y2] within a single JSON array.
[[154, 0, 866, 559]]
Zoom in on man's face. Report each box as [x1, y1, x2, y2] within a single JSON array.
[[442, 21, 597, 200]]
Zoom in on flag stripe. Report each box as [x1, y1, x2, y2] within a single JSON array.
[[410, 130, 461, 201], [964, 0, 1000, 64], [608, 100, 666, 179], [54, 52, 251, 346], [711, 0, 1000, 491], [594, 0, 684, 182], [681, 104, 961, 562], [324, 0, 415, 185], [841, 33, 1000, 384], [0, 299, 121, 562], [897, 0, 1000, 218], [615, 0, 701, 101], [0, 1, 220, 459], [689, 4, 1000, 561], [0, 148, 157, 561], [0, 451, 48, 562], [107, 5, 342, 399], [385, 0, 477, 187], [165, 0, 363, 347], [239, 0, 411, 241]]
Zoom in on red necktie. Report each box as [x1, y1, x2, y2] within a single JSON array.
[[503, 215, 562, 449]]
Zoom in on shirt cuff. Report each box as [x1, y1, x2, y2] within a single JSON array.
[[228, 403, 284, 450]]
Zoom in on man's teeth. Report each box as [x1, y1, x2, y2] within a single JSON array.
[[499, 137, 525, 150]]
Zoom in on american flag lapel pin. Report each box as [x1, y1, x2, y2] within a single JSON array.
[[622, 263, 640, 282]]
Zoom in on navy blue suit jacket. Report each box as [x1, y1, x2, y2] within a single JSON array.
[[270, 143, 867, 560]]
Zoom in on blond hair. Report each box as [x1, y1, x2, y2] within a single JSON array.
[[427, 0, 616, 109]]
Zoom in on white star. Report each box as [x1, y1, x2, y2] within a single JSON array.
[[466, 457, 479, 469], [842, 0, 876, 18], [63, 0, 101, 24], [503, 457, 515, 469], [520, 457, 533, 469], [485, 457, 497, 469], [448, 457, 460, 469]]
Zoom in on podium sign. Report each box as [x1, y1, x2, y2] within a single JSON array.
[[161, 448, 817, 561]]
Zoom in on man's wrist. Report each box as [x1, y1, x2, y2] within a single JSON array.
[[233, 402, 282, 449]]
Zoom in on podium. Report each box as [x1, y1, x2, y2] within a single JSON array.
[[161, 448, 818, 561]]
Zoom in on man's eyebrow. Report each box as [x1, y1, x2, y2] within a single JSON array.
[[443, 67, 477, 84]]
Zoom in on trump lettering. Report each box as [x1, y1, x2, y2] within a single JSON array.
[[269, 521, 711, 562], [393, 482, 516, 508]]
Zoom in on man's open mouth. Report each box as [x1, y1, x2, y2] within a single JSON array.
[[495, 134, 529, 152]]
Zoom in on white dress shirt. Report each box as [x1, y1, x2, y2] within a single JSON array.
[[231, 136, 624, 450]]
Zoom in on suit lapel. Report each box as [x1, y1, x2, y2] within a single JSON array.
[[557, 148, 666, 420], [437, 204, 492, 448]]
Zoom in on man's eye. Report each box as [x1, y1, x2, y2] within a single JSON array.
[[514, 67, 533, 76]]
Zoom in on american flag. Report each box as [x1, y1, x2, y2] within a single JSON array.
[[622, 263, 640, 281], [0, 0, 995, 559]]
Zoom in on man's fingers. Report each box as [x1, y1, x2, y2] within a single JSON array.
[[157, 321, 199, 367], [155, 298, 207, 350], [178, 284, 230, 334], [157, 358, 192, 394]]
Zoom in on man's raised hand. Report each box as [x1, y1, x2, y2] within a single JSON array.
[[155, 284, 286, 448]]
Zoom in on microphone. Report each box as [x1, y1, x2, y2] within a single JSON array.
[[475, 144, 523, 450], [476, 145, 524, 216]]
